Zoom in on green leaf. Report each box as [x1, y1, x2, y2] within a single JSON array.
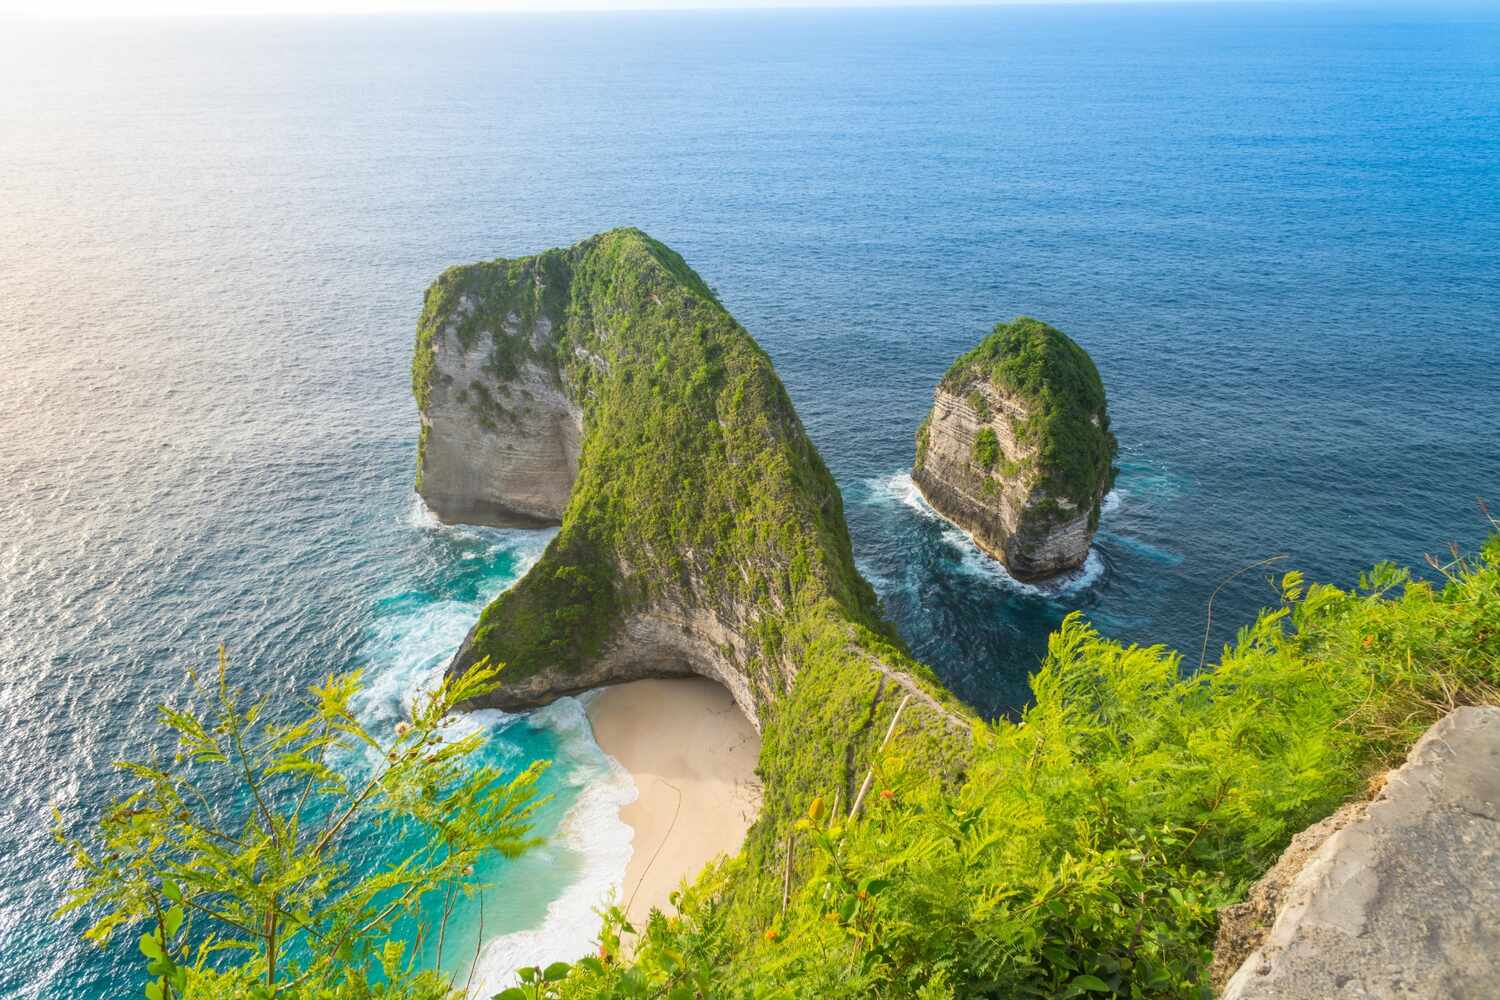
[[491, 990, 527, 1000], [1041, 944, 1076, 970], [543, 960, 571, 981], [1069, 974, 1111, 993], [162, 906, 183, 938], [138, 933, 163, 960]]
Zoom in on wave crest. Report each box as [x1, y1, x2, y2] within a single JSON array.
[[865, 472, 1107, 597]]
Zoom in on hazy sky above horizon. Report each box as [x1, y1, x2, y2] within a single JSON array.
[[0, 0, 1275, 17]]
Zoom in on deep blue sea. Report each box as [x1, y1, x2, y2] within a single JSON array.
[[2, 4, 1498, 997]]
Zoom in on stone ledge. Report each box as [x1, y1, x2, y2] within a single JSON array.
[[1217, 706, 1500, 999]]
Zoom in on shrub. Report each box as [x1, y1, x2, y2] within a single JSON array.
[[972, 427, 1000, 470], [55, 653, 546, 1000], [552, 533, 1500, 999]]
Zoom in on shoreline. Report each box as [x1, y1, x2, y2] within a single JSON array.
[[585, 677, 762, 929]]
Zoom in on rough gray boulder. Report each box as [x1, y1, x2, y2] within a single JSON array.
[[1218, 706, 1500, 999]]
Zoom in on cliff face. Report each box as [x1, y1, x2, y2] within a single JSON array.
[[414, 254, 581, 526], [412, 229, 972, 853], [912, 318, 1116, 580]]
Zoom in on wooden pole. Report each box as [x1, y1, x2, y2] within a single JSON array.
[[849, 694, 910, 819], [780, 832, 795, 914]]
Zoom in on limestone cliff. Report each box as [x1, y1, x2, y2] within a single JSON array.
[[412, 229, 972, 851], [413, 250, 581, 526], [912, 317, 1116, 580], [1215, 707, 1500, 999]]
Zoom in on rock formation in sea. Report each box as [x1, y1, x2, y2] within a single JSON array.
[[412, 228, 972, 837], [1213, 706, 1500, 999], [911, 317, 1117, 580]]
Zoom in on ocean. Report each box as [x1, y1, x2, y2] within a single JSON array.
[[2, 4, 1498, 996]]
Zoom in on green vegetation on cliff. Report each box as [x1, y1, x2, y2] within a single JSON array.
[[429, 229, 897, 692], [972, 427, 1000, 470], [549, 534, 1500, 999], [418, 230, 972, 932], [936, 317, 1117, 512], [66, 232, 1500, 1000]]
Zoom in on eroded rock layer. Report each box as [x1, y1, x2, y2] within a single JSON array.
[[912, 317, 1116, 580], [414, 255, 581, 526]]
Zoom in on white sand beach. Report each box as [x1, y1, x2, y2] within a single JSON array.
[[586, 678, 762, 929]]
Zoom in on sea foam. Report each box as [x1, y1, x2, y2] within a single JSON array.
[[462, 698, 637, 996], [354, 508, 633, 993], [867, 472, 1108, 597]]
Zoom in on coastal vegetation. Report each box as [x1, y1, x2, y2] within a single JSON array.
[[431, 229, 904, 696], [62, 228, 1500, 999], [544, 534, 1500, 998], [971, 427, 1000, 470], [55, 655, 547, 1000]]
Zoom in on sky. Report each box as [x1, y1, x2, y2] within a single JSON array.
[[0, 0, 1244, 16]]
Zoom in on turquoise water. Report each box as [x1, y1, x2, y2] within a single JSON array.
[[2, 4, 1499, 997]]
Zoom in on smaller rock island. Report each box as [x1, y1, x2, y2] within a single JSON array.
[[912, 317, 1117, 580]]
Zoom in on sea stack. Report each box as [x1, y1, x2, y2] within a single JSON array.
[[912, 317, 1117, 580]]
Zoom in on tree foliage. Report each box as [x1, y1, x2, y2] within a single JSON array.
[[55, 653, 547, 1000]]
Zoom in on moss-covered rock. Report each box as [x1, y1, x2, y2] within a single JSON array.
[[912, 317, 1117, 580], [413, 230, 973, 915], [406, 241, 1500, 1000]]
